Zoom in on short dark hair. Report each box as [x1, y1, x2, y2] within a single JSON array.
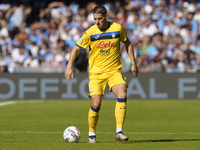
[[93, 5, 107, 16]]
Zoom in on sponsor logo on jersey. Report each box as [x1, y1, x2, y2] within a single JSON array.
[[96, 41, 115, 48], [100, 49, 110, 56]]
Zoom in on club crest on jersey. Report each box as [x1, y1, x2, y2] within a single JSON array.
[[112, 33, 115, 38], [96, 41, 115, 48]]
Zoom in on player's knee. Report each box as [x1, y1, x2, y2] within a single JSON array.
[[91, 95, 102, 110], [117, 92, 127, 99], [92, 102, 101, 110]]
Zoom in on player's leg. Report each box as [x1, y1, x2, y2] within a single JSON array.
[[88, 94, 102, 143], [108, 71, 129, 141], [88, 73, 107, 143], [112, 84, 127, 129], [112, 83, 129, 141]]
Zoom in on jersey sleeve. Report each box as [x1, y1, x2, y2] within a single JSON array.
[[120, 25, 128, 43], [76, 31, 91, 50]]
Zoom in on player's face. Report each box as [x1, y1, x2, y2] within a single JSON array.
[[93, 13, 107, 30]]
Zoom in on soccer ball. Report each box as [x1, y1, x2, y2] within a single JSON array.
[[63, 126, 81, 143]]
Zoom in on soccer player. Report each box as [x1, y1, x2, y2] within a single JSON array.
[[65, 5, 138, 143]]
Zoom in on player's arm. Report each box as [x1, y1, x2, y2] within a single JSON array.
[[124, 39, 138, 77], [65, 45, 81, 82]]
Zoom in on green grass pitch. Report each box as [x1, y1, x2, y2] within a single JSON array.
[[0, 99, 200, 150]]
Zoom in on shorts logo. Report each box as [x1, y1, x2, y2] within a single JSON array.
[[90, 87, 93, 93], [122, 75, 126, 81], [100, 49, 110, 56], [96, 41, 115, 48]]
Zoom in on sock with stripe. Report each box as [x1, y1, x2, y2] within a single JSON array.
[[88, 106, 99, 136], [115, 98, 127, 133]]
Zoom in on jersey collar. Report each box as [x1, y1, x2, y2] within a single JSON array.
[[100, 21, 110, 31]]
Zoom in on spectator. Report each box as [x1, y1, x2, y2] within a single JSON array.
[[12, 4, 25, 28], [23, 52, 39, 68], [68, 1, 79, 15], [0, 0, 11, 12], [0, 0, 200, 73], [0, 60, 8, 73]]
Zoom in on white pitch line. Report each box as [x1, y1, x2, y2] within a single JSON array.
[[0, 101, 16, 106], [18, 100, 44, 103], [0, 100, 44, 106], [1, 131, 62, 134], [1, 131, 200, 135]]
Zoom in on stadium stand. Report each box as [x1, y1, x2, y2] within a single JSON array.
[[0, 0, 200, 73]]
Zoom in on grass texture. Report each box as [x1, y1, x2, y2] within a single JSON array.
[[0, 99, 200, 150]]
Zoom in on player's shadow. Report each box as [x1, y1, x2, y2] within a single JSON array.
[[97, 139, 200, 144], [129, 139, 200, 143]]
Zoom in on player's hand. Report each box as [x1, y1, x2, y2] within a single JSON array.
[[65, 67, 74, 82], [131, 64, 138, 77]]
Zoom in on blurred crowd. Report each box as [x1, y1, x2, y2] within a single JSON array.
[[0, 0, 200, 73]]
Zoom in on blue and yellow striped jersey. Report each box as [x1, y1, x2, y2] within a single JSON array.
[[76, 21, 128, 74]]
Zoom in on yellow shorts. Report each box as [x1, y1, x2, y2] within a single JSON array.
[[88, 71, 127, 97]]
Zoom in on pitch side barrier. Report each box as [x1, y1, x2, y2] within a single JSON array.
[[0, 73, 200, 100]]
